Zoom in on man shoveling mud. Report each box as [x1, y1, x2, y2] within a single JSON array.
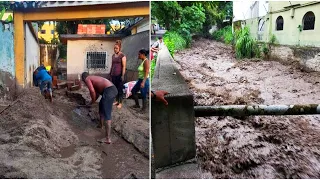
[[81, 72, 118, 144]]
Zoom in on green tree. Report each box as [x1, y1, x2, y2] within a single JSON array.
[[0, 1, 12, 11], [151, 1, 182, 30], [178, 1, 233, 36], [175, 4, 205, 45]]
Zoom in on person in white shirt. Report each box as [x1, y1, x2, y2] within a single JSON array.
[[151, 37, 163, 57]]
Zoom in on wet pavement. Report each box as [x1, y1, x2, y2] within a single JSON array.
[[175, 38, 320, 178]]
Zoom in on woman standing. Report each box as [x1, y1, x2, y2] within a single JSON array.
[[110, 40, 126, 109], [131, 49, 150, 111]]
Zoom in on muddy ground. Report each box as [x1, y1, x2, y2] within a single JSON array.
[[0, 88, 148, 178], [175, 38, 320, 178]]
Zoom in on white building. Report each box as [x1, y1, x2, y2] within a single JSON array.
[[233, 1, 269, 22]]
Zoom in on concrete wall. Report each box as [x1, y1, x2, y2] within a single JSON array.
[[269, 2, 320, 47], [243, 16, 269, 42], [121, 30, 149, 82], [269, 1, 306, 12], [137, 19, 149, 33], [237, 1, 320, 47], [66, 31, 149, 82], [66, 39, 117, 80], [25, 23, 40, 87], [270, 45, 320, 67], [0, 22, 15, 100], [151, 46, 196, 169]]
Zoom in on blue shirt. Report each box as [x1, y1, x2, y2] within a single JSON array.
[[36, 69, 52, 82]]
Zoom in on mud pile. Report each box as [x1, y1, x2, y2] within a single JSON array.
[[175, 38, 320, 178], [0, 88, 102, 178], [68, 87, 150, 157]]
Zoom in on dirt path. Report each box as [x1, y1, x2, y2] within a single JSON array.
[[175, 38, 320, 178], [0, 88, 148, 179]]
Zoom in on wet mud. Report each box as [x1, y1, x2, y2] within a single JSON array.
[[175, 38, 320, 178], [0, 88, 148, 178]]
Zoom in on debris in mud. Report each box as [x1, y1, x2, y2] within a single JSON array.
[[176, 38, 320, 178], [0, 88, 149, 178]]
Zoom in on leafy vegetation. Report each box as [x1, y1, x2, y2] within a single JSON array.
[[58, 44, 67, 59], [152, 1, 232, 56], [234, 27, 260, 59], [0, 2, 13, 23], [39, 37, 49, 44], [212, 26, 233, 44], [150, 54, 157, 81], [178, 1, 233, 37], [261, 34, 277, 59], [163, 31, 187, 57]]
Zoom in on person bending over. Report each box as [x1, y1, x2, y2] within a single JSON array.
[[81, 72, 118, 144]]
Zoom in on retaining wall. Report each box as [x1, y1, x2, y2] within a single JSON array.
[[151, 46, 196, 169]]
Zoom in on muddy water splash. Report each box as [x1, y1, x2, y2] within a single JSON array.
[[175, 38, 320, 178]]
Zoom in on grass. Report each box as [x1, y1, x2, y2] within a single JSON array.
[[163, 31, 187, 57], [150, 54, 157, 81]]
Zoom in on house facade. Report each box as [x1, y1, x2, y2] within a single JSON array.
[[38, 22, 59, 43], [60, 18, 149, 82], [60, 34, 124, 81], [233, 1, 320, 47]]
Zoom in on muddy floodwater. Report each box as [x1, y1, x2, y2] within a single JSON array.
[[175, 38, 320, 178]]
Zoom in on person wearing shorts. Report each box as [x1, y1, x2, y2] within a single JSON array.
[[81, 72, 118, 144]]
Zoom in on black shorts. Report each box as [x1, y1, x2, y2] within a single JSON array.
[[99, 86, 118, 120]]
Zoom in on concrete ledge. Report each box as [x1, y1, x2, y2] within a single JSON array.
[[66, 88, 149, 157], [151, 46, 196, 169]]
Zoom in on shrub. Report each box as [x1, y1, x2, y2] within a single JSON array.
[[262, 43, 269, 57], [163, 31, 187, 57], [212, 26, 233, 44], [234, 27, 260, 59], [150, 54, 157, 81], [269, 34, 277, 44]]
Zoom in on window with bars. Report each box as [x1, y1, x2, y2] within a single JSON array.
[[303, 11, 315, 30], [86, 52, 107, 69], [276, 16, 284, 31]]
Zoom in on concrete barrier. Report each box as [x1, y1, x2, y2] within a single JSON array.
[[151, 46, 196, 169]]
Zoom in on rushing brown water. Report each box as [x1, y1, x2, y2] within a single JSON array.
[[175, 38, 320, 178]]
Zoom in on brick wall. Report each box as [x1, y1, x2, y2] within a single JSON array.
[[77, 24, 106, 34]]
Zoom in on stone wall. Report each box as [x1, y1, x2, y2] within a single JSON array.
[[270, 45, 320, 72]]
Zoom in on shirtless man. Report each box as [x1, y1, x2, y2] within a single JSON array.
[[81, 72, 118, 144]]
